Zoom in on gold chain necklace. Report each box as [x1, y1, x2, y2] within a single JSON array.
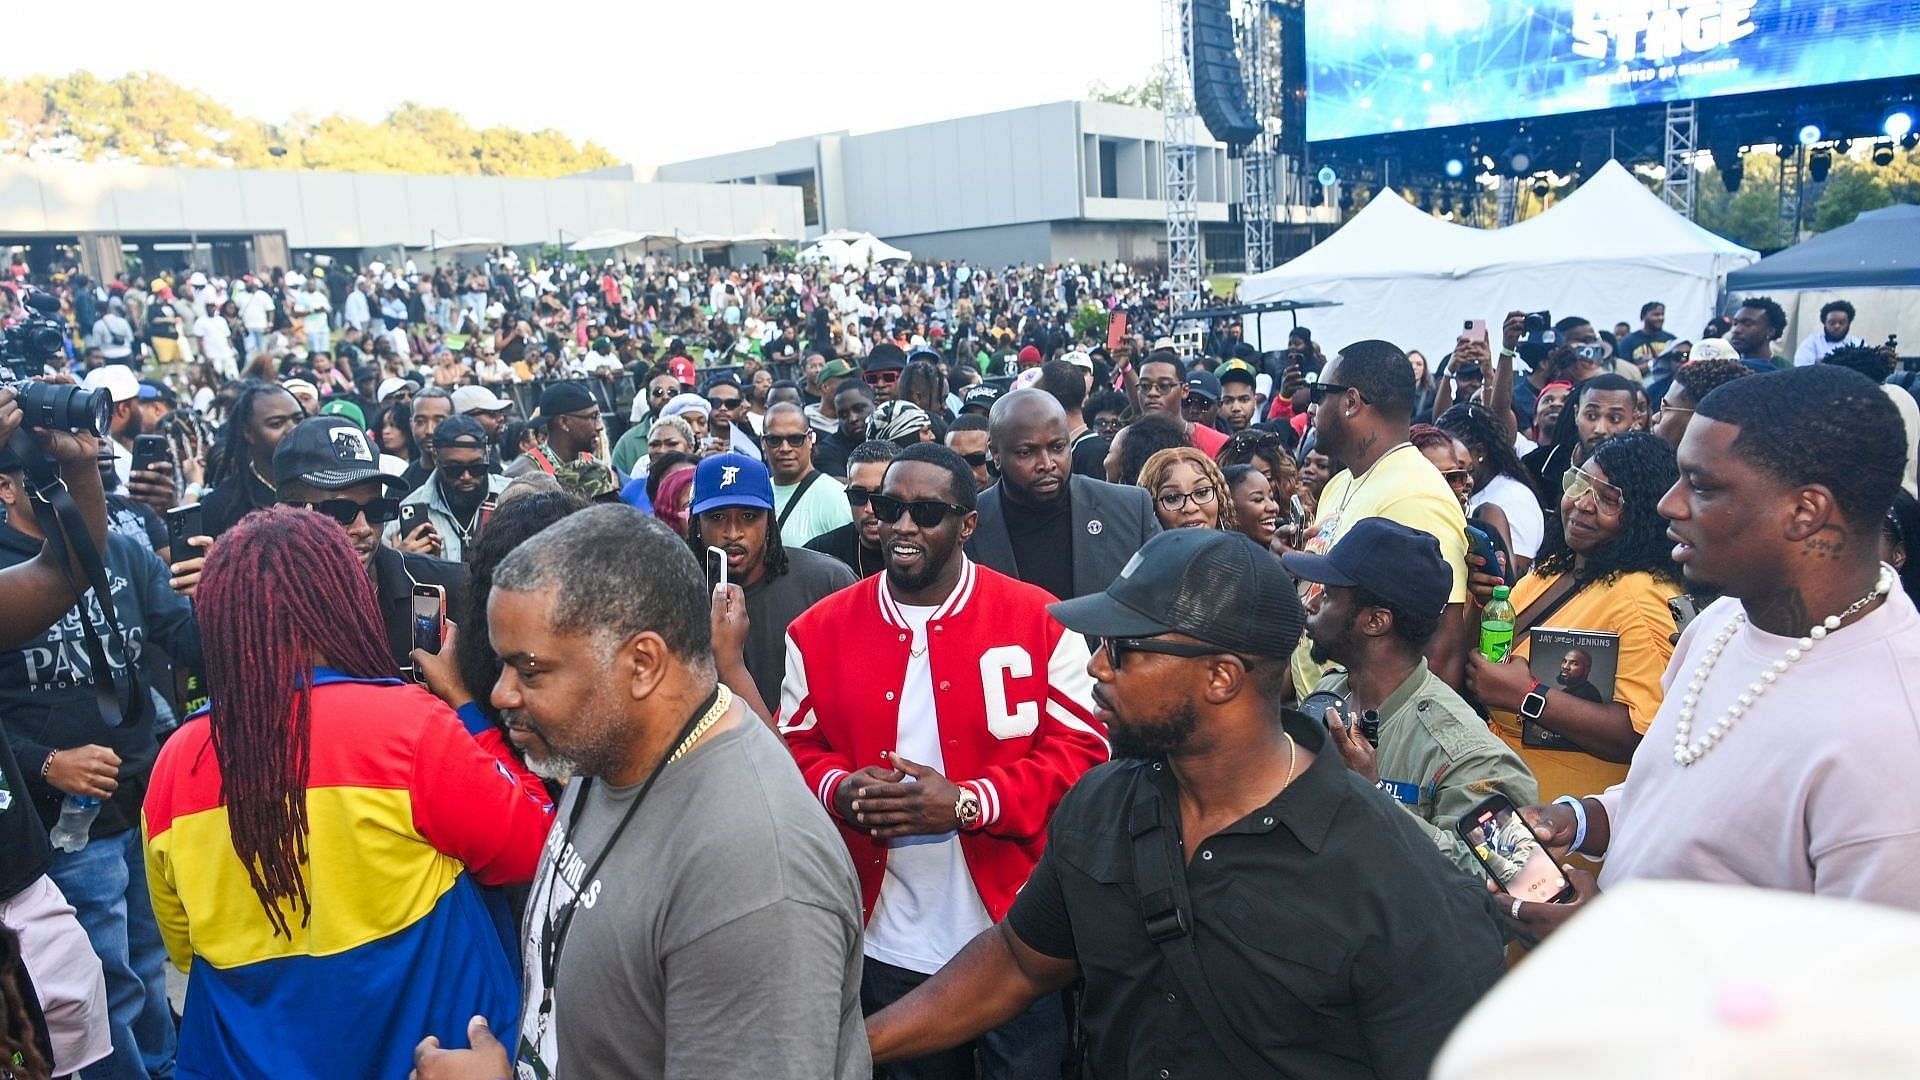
[[666, 684, 732, 766], [249, 461, 277, 492], [1282, 732, 1298, 787]]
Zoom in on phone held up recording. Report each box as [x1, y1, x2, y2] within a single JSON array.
[[410, 584, 447, 684], [1457, 793, 1576, 904]]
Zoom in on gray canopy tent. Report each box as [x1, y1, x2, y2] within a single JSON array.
[[1726, 205, 1920, 355]]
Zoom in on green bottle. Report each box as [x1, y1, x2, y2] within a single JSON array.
[[1480, 585, 1516, 662]]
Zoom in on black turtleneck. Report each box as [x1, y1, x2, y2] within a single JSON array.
[[1000, 480, 1075, 600]]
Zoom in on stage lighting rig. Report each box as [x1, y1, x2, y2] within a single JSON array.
[[1872, 140, 1896, 167]]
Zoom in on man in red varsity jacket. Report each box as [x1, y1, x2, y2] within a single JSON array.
[[781, 443, 1108, 1080]]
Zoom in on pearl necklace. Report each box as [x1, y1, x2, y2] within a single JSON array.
[[1672, 564, 1896, 766]]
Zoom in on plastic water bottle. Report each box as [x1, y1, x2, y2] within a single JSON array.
[[1480, 586, 1516, 662], [50, 795, 101, 853]]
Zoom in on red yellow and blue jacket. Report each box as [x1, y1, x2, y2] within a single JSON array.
[[142, 670, 553, 1079]]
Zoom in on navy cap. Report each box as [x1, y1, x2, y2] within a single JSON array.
[[431, 414, 488, 450], [272, 416, 406, 492], [1281, 518, 1450, 618], [690, 452, 775, 517], [1050, 529, 1306, 658], [1183, 371, 1222, 403]]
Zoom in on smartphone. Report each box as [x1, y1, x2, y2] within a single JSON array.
[[1457, 794, 1576, 903], [132, 434, 171, 474], [1465, 522, 1510, 585], [164, 504, 203, 557], [1106, 311, 1128, 353], [706, 545, 729, 590], [410, 584, 447, 674], [1288, 494, 1308, 535], [1462, 319, 1489, 346], [398, 503, 429, 540]]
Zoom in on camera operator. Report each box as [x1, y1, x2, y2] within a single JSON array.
[[0, 384, 144, 1077]]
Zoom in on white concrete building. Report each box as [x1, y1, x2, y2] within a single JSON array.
[[0, 159, 803, 278], [655, 101, 1253, 266]]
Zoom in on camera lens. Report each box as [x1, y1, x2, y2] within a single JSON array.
[[17, 382, 109, 437]]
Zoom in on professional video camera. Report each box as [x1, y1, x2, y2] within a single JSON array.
[[1, 291, 110, 437]]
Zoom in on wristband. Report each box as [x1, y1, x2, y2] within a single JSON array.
[[1554, 794, 1589, 853], [41, 749, 56, 778]]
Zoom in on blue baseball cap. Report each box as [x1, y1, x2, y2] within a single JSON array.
[[690, 453, 775, 517]]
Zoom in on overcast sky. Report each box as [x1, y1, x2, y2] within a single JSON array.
[[12, 0, 1164, 167]]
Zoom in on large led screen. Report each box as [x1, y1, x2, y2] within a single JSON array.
[[1307, 0, 1920, 142]]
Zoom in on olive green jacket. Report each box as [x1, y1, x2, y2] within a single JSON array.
[[1314, 664, 1539, 878]]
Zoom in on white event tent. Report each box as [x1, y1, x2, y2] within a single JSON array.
[[1242, 161, 1759, 361], [798, 231, 913, 269]]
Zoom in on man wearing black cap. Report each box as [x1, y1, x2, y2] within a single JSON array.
[[862, 343, 908, 404], [506, 381, 612, 487], [957, 383, 1003, 420], [867, 527, 1506, 1079], [385, 416, 510, 563], [1284, 518, 1538, 878], [267, 416, 465, 673], [1180, 370, 1223, 434]]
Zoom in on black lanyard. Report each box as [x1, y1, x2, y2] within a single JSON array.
[[535, 686, 719, 1017]]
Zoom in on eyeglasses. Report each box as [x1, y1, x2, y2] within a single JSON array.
[[864, 370, 901, 386], [1440, 469, 1474, 489], [1155, 485, 1217, 513], [560, 408, 601, 424], [1565, 464, 1626, 517], [761, 432, 809, 448], [437, 462, 491, 479], [868, 494, 970, 528], [845, 485, 874, 508], [707, 396, 743, 410], [1182, 395, 1216, 411], [959, 451, 989, 468], [1657, 404, 1694, 416], [1138, 378, 1182, 396], [297, 498, 400, 526], [648, 386, 676, 399], [1102, 636, 1244, 669]]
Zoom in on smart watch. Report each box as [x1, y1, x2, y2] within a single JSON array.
[[954, 787, 982, 830], [1520, 679, 1549, 721]]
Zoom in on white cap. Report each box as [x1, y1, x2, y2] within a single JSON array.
[[451, 385, 511, 414], [1432, 880, 1920, 1080], [1063, 350, 1094, 373], [80, 365, 140, 403], [376, 377, 411, 403], [1690, 338, 1739, 363], [1255, 373, 1274, 400], [187, 271, 208, 287]]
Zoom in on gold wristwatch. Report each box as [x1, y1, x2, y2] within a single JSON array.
[[954, 787, 982, 830]]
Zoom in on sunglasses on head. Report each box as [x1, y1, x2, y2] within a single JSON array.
[[761, 432, 809, 448], [437, 461, 491, 479], [868, 494, 969, 528], [298, 497, 400, 526]]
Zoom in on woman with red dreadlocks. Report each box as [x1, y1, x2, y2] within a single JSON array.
[[139, 507, 553, 1079]]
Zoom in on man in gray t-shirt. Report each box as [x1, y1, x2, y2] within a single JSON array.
[[519, 716, 867, 1079], [411, 505, 867, 1080]]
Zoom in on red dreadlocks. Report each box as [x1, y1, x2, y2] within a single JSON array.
[[195, 506, 398, 937]]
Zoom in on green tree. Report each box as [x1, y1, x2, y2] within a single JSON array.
[[0, 71, 617, 178], [1694, 152, 1789, 249], [1088, 68, 1169, 110], [1808, 164, 1893, 232]]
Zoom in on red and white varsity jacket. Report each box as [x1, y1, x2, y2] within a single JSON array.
[[780, 557, 1108, 922]]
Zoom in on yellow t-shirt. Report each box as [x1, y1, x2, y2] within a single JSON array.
[[1290, 443, 1469, 694], [1488, 568, 1683, 801]]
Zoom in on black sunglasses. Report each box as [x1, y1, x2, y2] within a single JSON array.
[[959, 451, 989, 468], [1307, 382, 1371, 405], [437, 461, 490, 479], [845, 485, 874, 508], [707, 396, 743, 410], [298, 497, 400, 526], [868, 494, 970, 528], [1182, 394, 1216, 411], [1102, 636, 1242, 669], [761, 432, 809, 448]]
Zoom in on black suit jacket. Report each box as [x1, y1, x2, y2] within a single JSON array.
[[967, 474, 1160, 600], [373, 544, 469, 676]]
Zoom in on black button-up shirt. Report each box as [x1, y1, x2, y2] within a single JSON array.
[[1006, 709, 1506, 1079]]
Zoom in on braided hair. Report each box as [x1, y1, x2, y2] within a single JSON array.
[[207, 380, 298, 486], [688, 506, 790, 579], [0, 924, 48, 1080], [196, 507, 398, 937]]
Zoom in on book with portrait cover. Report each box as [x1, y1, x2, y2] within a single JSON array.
[[1522, 627, 1620, 751]]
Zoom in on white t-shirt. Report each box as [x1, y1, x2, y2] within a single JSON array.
[[1469, 473, 1546, 561], [862, 603, 992, 974], [237, 289, 274, 331], [193, 313, 234, 361]]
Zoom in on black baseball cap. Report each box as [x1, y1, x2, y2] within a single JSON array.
[[432, 414, 488, 451], [960, 384, 1005, 415], [1281, 518, 1450, 618], [1183, 371, 1222, 403], [1050, 529, 1306, 658], [272, 416, 405, 492], [863, 343, 908, 373], [531, 382, 597, 428]]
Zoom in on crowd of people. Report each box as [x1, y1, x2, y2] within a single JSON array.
[[1, 243, 1918, 1080]]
